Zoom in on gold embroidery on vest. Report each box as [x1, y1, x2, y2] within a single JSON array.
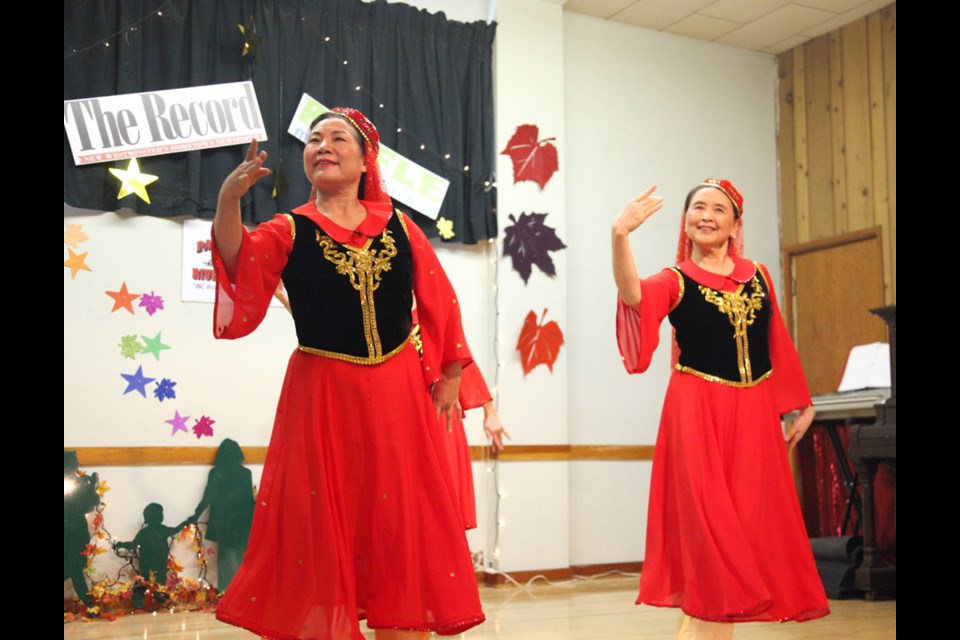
[[698, 276, 765, 384], [316, 228, 398, 359]]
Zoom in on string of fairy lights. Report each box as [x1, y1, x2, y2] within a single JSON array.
[[65, 0, 511, 584], [63, 0, 497, 201]]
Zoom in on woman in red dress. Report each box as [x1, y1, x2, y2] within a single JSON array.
[[210, 108, 484, 639], [612, 180, 829, 639]]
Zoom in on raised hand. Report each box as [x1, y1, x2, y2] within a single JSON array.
[[220, 138, 271, 201], [612, 184, 665, 236]]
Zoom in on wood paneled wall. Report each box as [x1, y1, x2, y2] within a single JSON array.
[[777, 3, 896, 303]]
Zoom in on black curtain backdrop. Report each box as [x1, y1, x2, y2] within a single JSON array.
[[63, 0, 497, 243]]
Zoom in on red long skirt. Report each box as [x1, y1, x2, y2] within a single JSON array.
[[638, 371, 829, 622], [216, 346, 484, 639]]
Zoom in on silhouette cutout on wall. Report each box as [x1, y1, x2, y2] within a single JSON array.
[[64, 450, 100, 607], [114, 503, 192, 609], [192, 439, 255, 591]]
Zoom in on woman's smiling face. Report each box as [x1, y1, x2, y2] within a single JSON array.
[[303, 116, 367, 192], [683, 186, 741, 252]]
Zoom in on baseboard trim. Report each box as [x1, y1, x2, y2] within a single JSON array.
[[479, 561, 643, 586]]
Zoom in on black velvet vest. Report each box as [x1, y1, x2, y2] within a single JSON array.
[[668, 265, 773, 387], [281, 212, 413, 364]]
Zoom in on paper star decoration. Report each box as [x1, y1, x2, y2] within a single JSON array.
[[108, 158, 159, 204], [121, 365, 156, 397], [193, 416, 215, 439], [64, 224, 89, 248], [436, 217, 455, 240], [154, 378, 177, 402], [166, 410, 190, 435], [238, 16, 262, 60], [141, 332, 171, 361], [118, 334, 143, 359], [106, 282, 140, 314], [64, 249, 92, 279], [139, 291, 165, 316]]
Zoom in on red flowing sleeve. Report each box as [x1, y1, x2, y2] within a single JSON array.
[[211, 214, 294, 340], [459, 363, 492, 412], [616, 268, 682, 374], [405, 213, 473, 388], [759, 263, 812, 414]]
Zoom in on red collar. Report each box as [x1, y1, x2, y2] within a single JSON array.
[[677, 257, 757, 290], [291, 199, 394, 247]]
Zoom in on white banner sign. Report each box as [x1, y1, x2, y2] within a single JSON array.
[[288, 94, 449, 220], [64, 81, 267, 166], [181, 218, 282, 306], [181, 218, 218, 303]]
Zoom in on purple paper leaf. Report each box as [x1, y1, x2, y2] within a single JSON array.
[[139, 291, 165, 316], [502, 212, 567, 284]]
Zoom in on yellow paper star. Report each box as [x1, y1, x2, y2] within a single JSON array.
[[64, 223, 88, 248], [64, 248, 92, 279], [108, 158, 158, 204], [436, 216, 455, 240], [238, 17, 262, 60]]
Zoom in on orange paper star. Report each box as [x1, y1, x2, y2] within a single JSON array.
[[64, 248, 92, 278], [106, 282, 140, 314]]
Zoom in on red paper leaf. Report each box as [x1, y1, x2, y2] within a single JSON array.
[[516, 309, 564, 375], [500, 124, 558, 189]]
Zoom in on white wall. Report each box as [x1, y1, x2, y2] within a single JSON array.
[[492, 0, 570, 572], [563, 12, 779, 566], [64, 0, 784, 585]]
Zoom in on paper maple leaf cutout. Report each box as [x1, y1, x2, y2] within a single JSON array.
[[500, 124, 558, 189], [502, 212, 566, 284], [193, 415, 215, 439], [139, 291, 165, 316], [64, 224, 88, 248], [154, 378, 177, 402], [436, 216, 455, 240], [118, 334, 143, 359], [516, 309, 564, 375]]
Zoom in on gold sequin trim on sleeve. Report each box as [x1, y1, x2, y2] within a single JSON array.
[[283, 214, 296, 240], [395, 210, 411, 238], [668, 267, 685, 312], [755, 261, 770, 290]]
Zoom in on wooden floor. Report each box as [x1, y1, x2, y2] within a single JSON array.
[[63, 575, 895, 639]]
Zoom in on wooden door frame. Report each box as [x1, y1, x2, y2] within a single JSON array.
[[781, 226, 883, 339]]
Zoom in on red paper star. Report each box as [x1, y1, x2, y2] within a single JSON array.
[[64, 249, 92, 279], [106, 282, 140, 314]]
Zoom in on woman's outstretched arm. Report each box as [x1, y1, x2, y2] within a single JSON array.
[[612, 184, 664, 308], [213, 138, 270, 279]]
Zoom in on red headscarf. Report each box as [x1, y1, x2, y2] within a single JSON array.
[[674, 177, 745, 264], [310, 107, 391, 205]]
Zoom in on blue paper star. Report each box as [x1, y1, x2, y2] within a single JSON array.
[[121, 365, 155, 397]]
